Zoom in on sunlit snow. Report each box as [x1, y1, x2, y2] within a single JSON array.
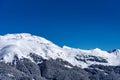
[[0, 33, 119, 68]]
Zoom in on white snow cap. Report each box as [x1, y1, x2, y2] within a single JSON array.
[[0, 33, 120, 68]]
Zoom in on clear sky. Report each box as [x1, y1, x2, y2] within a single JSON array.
[[0, 0, 120, 50]]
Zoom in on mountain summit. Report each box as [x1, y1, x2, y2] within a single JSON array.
[[0, 33, 120, 68]]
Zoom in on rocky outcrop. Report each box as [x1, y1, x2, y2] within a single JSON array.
[[0, 55, 120, 80]]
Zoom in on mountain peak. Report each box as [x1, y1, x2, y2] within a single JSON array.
[[0, 33, 31, 39], [92, 48, 102, 52], [0, 33, 61, 62], [0, 33, 51, 44], [111, 49, 120, 52]]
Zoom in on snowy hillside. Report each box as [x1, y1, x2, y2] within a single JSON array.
[[0, 33, 119, 68]]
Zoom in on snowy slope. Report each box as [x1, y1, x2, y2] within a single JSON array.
[[0, 33, 119, 68]]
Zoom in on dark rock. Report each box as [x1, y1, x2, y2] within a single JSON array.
[[0, 54, 120, 80], [0, 62, 31, 80], [39, 59, 90, 80]]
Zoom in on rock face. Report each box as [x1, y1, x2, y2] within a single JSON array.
[[0, 33, 120, 80], [39, 59, 89, 80], [0, 54, 120, 80], [0, 62, 30, 80]]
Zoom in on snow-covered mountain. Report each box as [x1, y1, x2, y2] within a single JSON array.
[[1, 33, 120, 80], [0, 33, 120, 68]]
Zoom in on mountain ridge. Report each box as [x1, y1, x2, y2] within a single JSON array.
[[0, 33, 119, 68]]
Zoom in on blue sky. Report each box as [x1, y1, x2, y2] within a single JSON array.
[[0, 0, 120, 50]]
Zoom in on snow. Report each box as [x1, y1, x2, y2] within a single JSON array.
[[0, 33, 120, 68], [64, 65, 73, 68], [7, 73, 15, 77]]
